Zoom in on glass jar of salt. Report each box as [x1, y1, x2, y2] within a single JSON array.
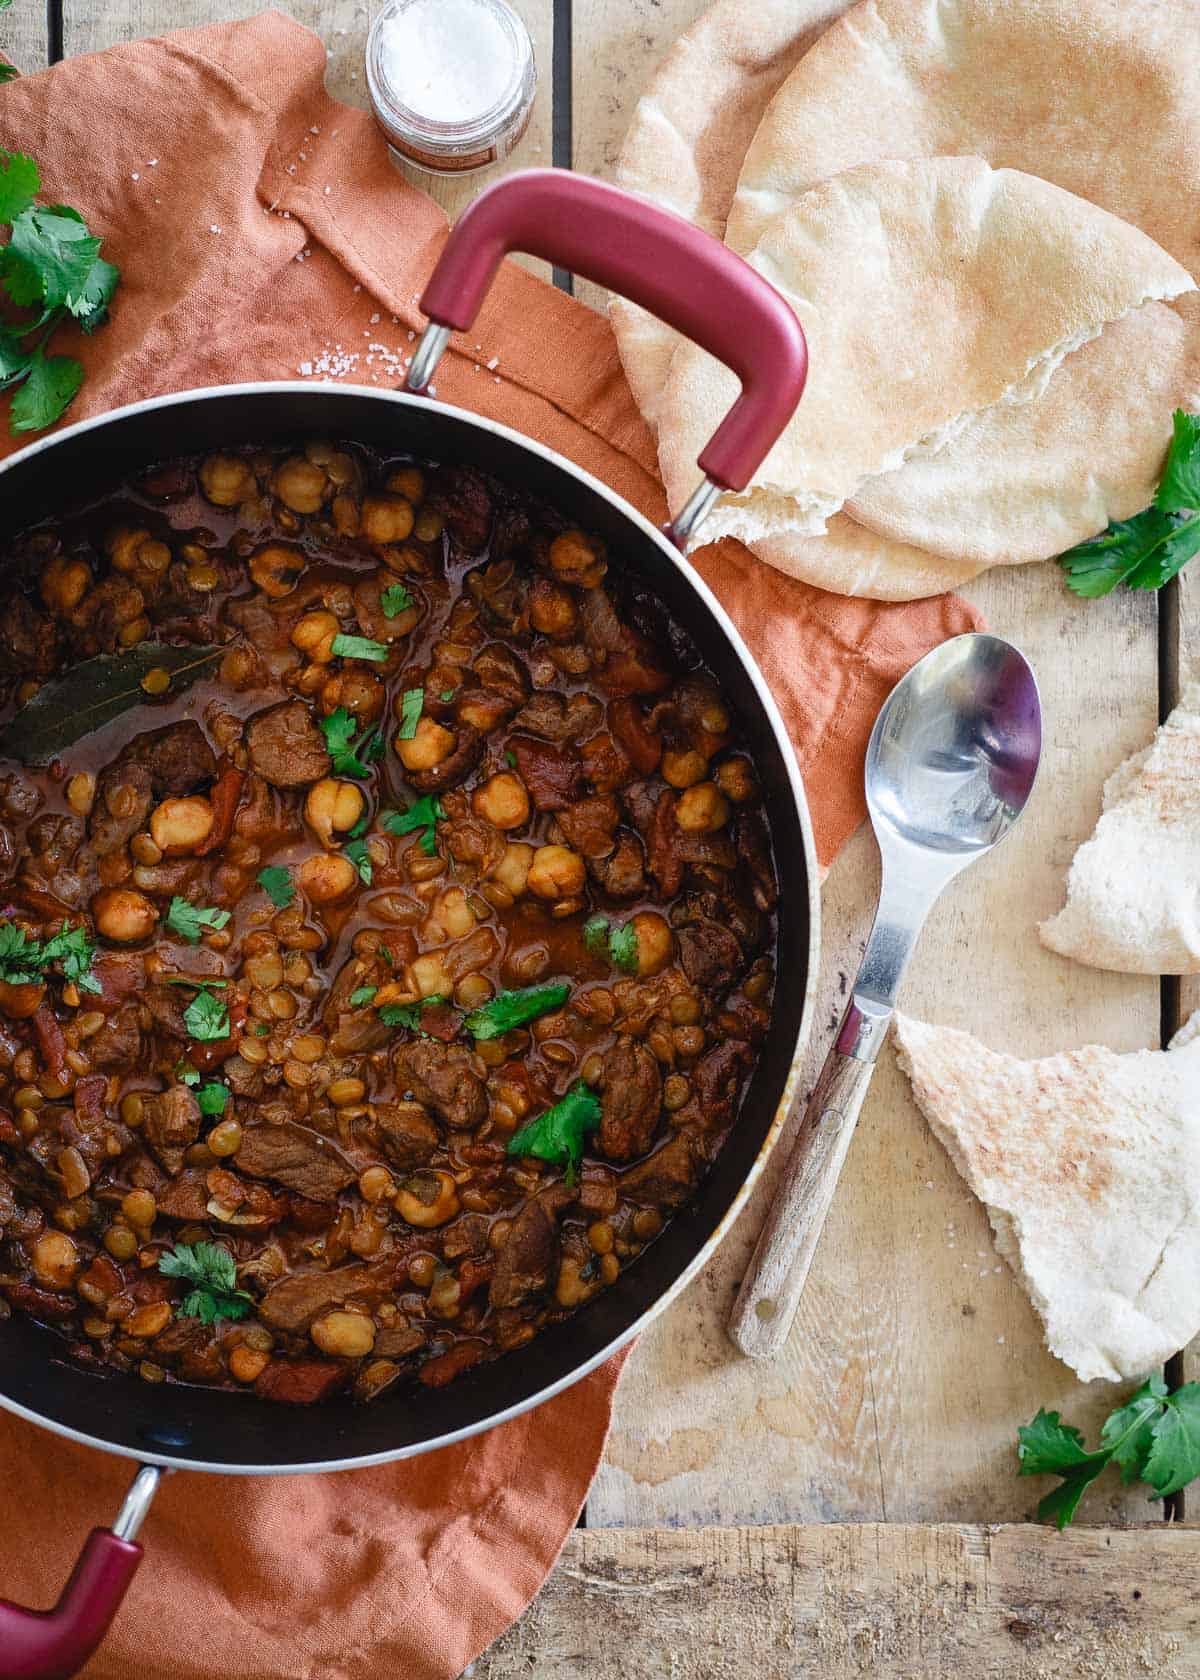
[[366, 0, 537, 175]]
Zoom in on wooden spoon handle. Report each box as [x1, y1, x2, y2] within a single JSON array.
[[728, 1038, 878, 1359]]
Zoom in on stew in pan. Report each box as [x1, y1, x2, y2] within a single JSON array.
[[0, 441, 778, 1404]]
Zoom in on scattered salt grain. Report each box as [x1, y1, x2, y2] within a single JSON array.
[[299, 151, 307, 160], [209, 224, 221, 234], [310, 125, 320, 134], [997, 1335, 1005, 1345], [486, 356, 499, 369], [370, 312, 380, 323], [324, 185, 332, 195], [287, 165, 296, 175], [148, 159, 158, 167], [131, 172, 140, 181], [299, 361, 313, 375]]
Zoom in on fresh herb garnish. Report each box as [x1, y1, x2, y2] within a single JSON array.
[[183, 985, 230, 1043], [383, 794, 443, 856], [344, 837, 372, 885], [580, 914, 638, 973], [347, 810, 369, 840], [0, 920, 98, 993], [159, 1240, 252, 1325], [1059, 409, 1200, 596], [0, 150, 120, 433], [197, 1081, 229, 1116], [166, 896, 230, 945], [582, 914, 609, 956], [503, 749, 517, 769], [464, 982, 569, 1041], [379, 993, 448, 1033], [256, 865, 294, 909], [331, 633, 389, 663], [348, 985, 377, 1008], [396, 687, 424, 740], [439, 689, 454, 702], [1018, 1378, 1200, 1528], [380, 582, 414, 618], [319, 707, 383, 779], [176, 1060, 200, 1087], [506, 1083, 602, 1184]]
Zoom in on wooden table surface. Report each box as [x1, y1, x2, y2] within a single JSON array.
[[5, 0, 1200, 1670]]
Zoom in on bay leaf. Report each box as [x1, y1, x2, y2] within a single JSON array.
[[0, 643, 226, 764]]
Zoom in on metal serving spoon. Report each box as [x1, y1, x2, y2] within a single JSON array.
[[728, 632, 1042, 1359]]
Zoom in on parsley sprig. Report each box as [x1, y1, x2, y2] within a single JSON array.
[[0, 149, 120, 433], [319, 707, 384, 778], [166, 896, 230, 946], [507, 1083, 602, 1184], [464, 982, 569, 1041], [159, 1241, 252, 1325], [582, 915, 639, 974], [0, 921, 98, 993], [1059, 409, 1200, 596], [183, 985, 230, 1043], [1018, 1378, 1200, 1527], [256, 866, 294, 909], [383, 795, 443, 856], [379, 993, 448, 1033]]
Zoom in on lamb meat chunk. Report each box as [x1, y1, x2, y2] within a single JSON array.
[[673, 1040, 752, 1140], [393, 1040, 486, 1131], [87, 1005, 142, 1070], [428, 465, 493, 552], [121, 720, 217, 796], [154, 1169, 211, 1222], [737, 807, 778, 911], [677, 918, 743, 992], [141, 1085, 202, 1175], [324, 957, 393, 1056], [598, 1037, 663, 1163], [553, 793, 620, 859], [488, 1186, 572, 1309], [619, 1132, 699, 1207], [0, 594, 59, 683], [588, 833, 646, 899], [245, 699, 329, 788], [578, 587, 671, 697], [150, 1316, 224, 1385], [513, 692, 603, 743], [259, 1261, 394, 1331], [237, 1123, 357, 1202], [509, 735, 583, 811], [442, 1213, 490, 1260], [254, 1359, 350, 1405], [375, 1100, 440, 1167], [581, 730, 634, 794], [88, 762, 153, 858], [373, 1316, 426, 1358], [472, 642, 529, 705]]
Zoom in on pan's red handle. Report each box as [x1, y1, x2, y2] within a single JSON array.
[[415, 168, 807, 494], [0, 1465, 160, 1680]]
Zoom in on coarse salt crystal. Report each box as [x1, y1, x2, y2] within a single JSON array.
[[370, 312, 380, 323], [131, 172, 140, 181], [486, 356, 499, 369], [299, 361, 312, 375], [209, 224, 221, 234], [310, 125, 320, 134], [324, 185, 332, 195], [148, 159, 158, 166]]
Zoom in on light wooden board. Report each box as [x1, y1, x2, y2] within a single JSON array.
[[480, 1521, 1200, 1676], [1, 0, 48, 73], [576, 0, 1163, 1528], [61, 0, 554, 275]]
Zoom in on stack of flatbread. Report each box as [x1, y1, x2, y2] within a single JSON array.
[[614, 0, 1200, 600], [895, 1012, 1200, 1383]]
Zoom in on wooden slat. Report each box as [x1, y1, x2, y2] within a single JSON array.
[[479, 1521, 1200, 1677], [60, 0, 555, 273], [2, 0, 49, 73], [589, 565, 1161, 1528]]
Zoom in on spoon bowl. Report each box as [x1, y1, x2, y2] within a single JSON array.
[[729, 633, 1042, 1359]]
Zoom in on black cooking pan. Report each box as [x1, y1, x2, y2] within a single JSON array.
[[0, 170, 819, 1680]]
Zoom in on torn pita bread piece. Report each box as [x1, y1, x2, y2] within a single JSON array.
[[894, 1011, 1200, 1384], [657, 156, 1193, 556], [1040, 682, 1200, 973], [611, 0, 850, 434]]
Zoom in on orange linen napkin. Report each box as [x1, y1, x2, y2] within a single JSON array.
[[0, 15, 981, 1677]]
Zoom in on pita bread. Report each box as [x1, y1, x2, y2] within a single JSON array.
[[612, 0, 848, 434], [657, 157, 1193, 551], [716, 0, 1200, 588], [894, 1011, 1200, 1383], [1040, 681, 1200, 973]]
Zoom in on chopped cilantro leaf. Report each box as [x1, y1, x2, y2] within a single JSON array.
[[396, 687, 424, 740], [439, 689, 454, 702], [582, 914, 609, 956], [504, 749, 517, 769], [176, 1061, 200, 1087], [331, 633, 389, 663], [183, 986, 230, 1043], [197, 1081, 228, 1116], [506, 1083, 602, 1184], [381, 583, 414, 618], [347, 810, 369, 840], [0, 920, 97, 993], [379, 994, 448, 1033], [344, 837, 372, 885], [319, 707, 381, 779], [383, 794, 442, 856], [159, 1240, 251, 1325], [349, 986, 377, 1008], [256, 866, 294, 909], [166, 896, 231, 945], [464, 983, 569, 1041], [607, 923, 639, 974]]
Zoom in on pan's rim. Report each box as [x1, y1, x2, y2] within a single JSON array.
[[0, 381, 821, 1475]]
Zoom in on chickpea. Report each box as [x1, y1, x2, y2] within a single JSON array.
[[304, 778, 365, 848], [40, 554, 91, 615], [426, 886, 475, 943], [31, 1230, 78, 1289], [208, 1119, 243, 1157], [122, 1188, 156, 1227], [662, 748, 709, 789], [150, 796, 214, 856], [92, 886, 157, 944], [632, 1208, 663, 1241], [554, 1256, 593, 1309], [715, 755, 758, 804], [291, 609, 340, 663], [414, 509, 443, 544], [527, 844, 586, 901], [471, 772, 529, 832], [273, 455, 328, 514], [126, 1302, 172, 1339], [529, 577, 578, 638], [674, 1025, 705, 1057], [321, 668, 385, 723], [395, 715, 455, 773], [332, 493, 360, 537], [428, 1269, 461, 1320], [329, 1077, 366, 1107], [407, 1252, 437, 1288], [548, 529, 606, 588], [358, 1166, 396, 1203], [587, 1221, 614, 1255], [249, 542, 304, 598], [229, 1346, 269, 1383], [386, 465, 426, 502], [454, 972, 492, 1010], [490, 842, 533, 897], [299, 852, 358, 904], [674, 782, 730, 835], [663, 1074, 691, 1111], [311, 1310, 376, 1358], [599, 1252, 621, 1286], [104, 1225, 139, 1261], [410, 953, 453, 998], [631, 911, 673, 978], [394, 1170, 460, 1228], [200, 453, 255, 507], [361, 494, 415, 545]]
